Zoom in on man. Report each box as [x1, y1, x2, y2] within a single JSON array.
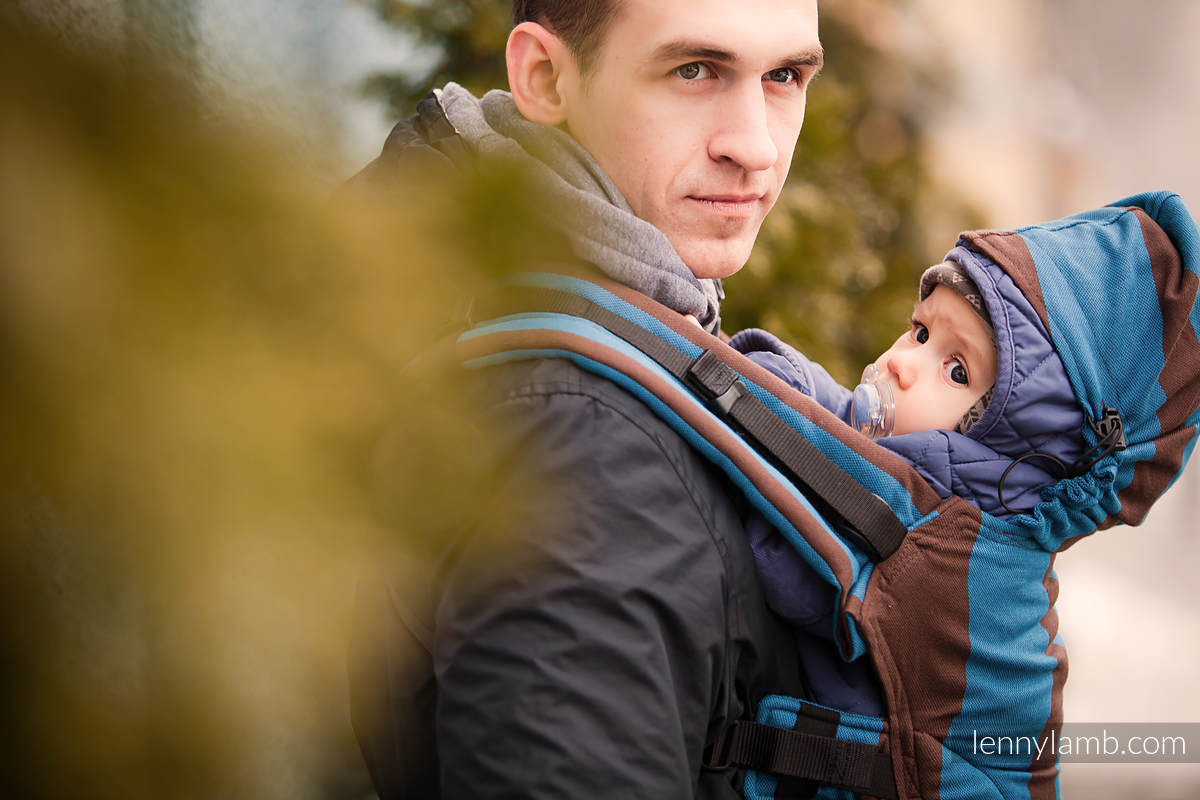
[[350, 1, 823, 797]]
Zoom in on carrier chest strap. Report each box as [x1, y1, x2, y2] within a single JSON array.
[[484, 284, 907, 562]]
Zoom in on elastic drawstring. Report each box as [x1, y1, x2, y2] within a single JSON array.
[[998, 452, 1069, 515], [998, 405, 1127, 516]]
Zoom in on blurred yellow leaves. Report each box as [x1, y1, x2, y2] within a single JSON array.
[[0, 13, 527, 798]]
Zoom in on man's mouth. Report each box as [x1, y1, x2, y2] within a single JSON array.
[[688, 194, 764, 218]]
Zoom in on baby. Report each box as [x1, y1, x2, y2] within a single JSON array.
[[728, 239, 1091, 715], [731, 252, 1086, 521]]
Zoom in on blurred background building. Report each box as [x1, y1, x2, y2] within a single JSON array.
[[13, 0, 1200, 796]]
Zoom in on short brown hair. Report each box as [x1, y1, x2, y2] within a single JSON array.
[[512, 0, 622, 73]]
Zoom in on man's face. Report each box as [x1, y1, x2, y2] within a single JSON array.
[[557, 0, 821, 279]]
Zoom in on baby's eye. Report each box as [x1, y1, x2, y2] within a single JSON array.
[[912, 323, 929, 344], [944, 359, 969, 386]]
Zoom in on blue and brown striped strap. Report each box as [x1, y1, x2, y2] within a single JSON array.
[[476, 280, 908, 561]]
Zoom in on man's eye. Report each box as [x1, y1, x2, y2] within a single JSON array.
[[945, 360, 969, 386], [674, 63, 712, 80], [765, 67, 799, 84], [912, 323, 929, 344]]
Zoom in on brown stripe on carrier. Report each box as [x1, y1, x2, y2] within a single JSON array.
[[858, 497, 983, 799], [1100, 208, 1200, 528], [595, 276, 945, 516], [458, 327, 863, 600], [1029, 560, 1067, 799], [958, 230, 1051, 334], [1054, 532, 1092, 552]]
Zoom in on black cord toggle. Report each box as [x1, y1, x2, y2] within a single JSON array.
[[1072, 405, 1127, 473]]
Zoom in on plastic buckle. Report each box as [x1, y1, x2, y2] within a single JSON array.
[[710, 380, 747, 417], [686, 350, 747, 419]]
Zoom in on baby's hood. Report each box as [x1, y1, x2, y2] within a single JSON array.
[[881, 238, 1089, 520], [953, 191, 1200, 549]]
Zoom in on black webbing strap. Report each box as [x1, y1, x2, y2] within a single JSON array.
[[686, 351, 905, 560], [484, 284, 907, 561], [708, 721, 898, 800]]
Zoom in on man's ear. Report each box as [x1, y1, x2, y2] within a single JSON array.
[[506, 21, 575, 126]]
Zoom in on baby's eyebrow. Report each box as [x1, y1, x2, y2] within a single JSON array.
[[910, 298, 991, 365], [957, 332, 992, 368]]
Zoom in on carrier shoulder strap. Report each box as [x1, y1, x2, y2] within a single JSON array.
[[473, 278, 907, 562]]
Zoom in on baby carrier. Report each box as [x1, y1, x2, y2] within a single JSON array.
[[456, 191, 1200, 799]]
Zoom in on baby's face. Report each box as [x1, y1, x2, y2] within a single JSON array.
[[871, 285, 998, 436]]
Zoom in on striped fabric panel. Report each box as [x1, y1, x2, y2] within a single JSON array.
[[855, 502, 1066, 800], [862, 499, 980, 800], [1109, 205, 1200, 524]]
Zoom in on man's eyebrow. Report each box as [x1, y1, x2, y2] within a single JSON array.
[[649, 40, 738, 64], [648, 41, 825, 75], [780, 46, 824, 76]]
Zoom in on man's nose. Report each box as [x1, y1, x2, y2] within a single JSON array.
[[708, 84, 778, 172]]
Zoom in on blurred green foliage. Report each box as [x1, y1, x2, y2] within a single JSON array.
[[366, 0, 985, 384], [0, 9, 547, 798], [363, 0, 513, 115]]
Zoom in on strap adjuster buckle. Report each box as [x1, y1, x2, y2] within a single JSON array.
[[686, 349, 748, 418]]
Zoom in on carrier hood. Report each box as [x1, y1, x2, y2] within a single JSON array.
[[958, 190, 1200, 550]]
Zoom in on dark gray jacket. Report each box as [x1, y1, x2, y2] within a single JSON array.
[[351, 356, 805, 798], [348, 84, 803, 798]]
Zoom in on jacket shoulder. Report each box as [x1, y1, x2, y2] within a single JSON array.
[[435, 356, 800, 796], [471, 356, 742, 552]]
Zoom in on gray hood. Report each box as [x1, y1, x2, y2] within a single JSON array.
[[379, 82, 723, 330]]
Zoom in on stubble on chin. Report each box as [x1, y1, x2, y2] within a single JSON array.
[[675, 240, 753, 280]]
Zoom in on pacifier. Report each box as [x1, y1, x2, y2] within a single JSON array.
[[850, 364, 895, 439]]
